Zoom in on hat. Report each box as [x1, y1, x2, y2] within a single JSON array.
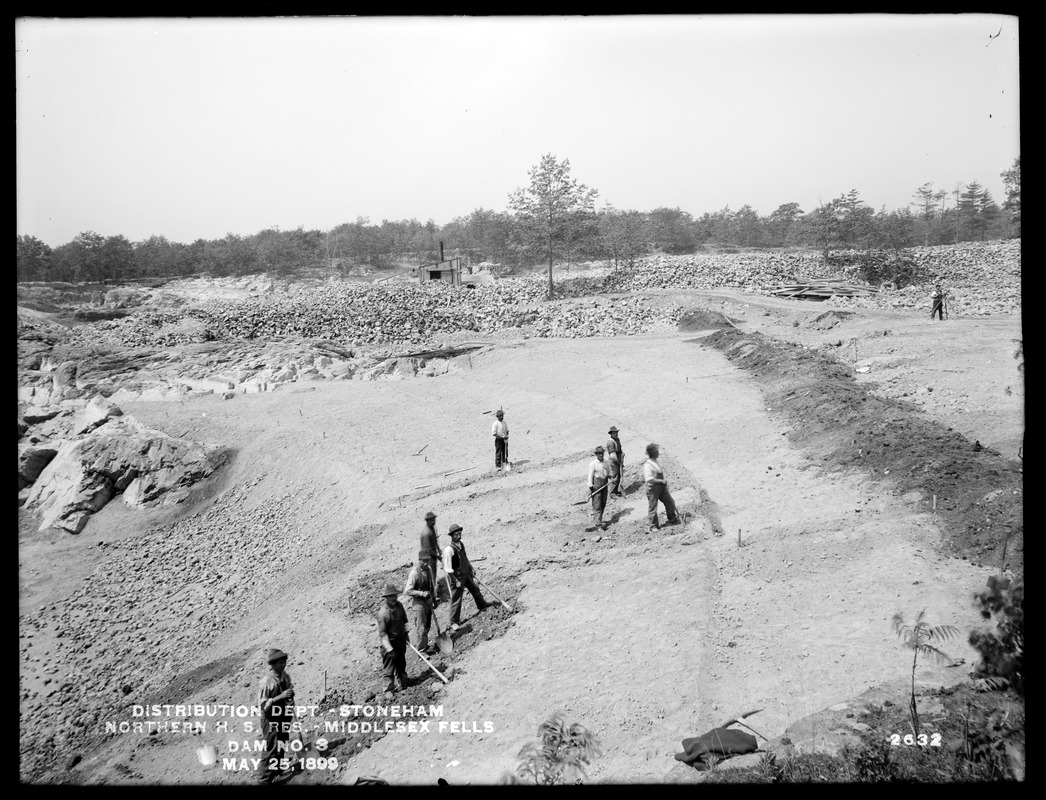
[[267, 648, 288, 663], [594, 446, 605, 453], [381, 583, 400, 597], [646, 443, 660, 456], [448, 524, 463, 535], [495, 410, 504, 417], [424, 511, 436, 521], [608, 426, 619, 433]]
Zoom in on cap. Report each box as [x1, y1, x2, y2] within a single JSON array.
[[646, 443, 660, 456], [608, 426, 619, 433], [381, 582, 400, 597], [424, 511, 436, 521], [594, 446, 605, 453], [267, 648, 288, 663], [448, 524, 463, 535], [495, 410, 504, 417]]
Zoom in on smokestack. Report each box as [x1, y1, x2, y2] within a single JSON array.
[[440, 241, 444, 262]]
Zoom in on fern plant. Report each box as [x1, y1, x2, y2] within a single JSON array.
[[513, 713, 602, 785], [892, 610, 959, 738]]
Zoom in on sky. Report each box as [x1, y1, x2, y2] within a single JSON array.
[[16, 14, 1020, 248]]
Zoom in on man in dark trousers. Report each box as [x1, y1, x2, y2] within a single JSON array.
[[376, 583, 410, 700], [419, 511, 442, 605], [256, 648, 295, 784], [403, 556, 437, 655], [492, 409, 509, 469], [587, 445, 611, 531], [643, 443, 681, 532], [606, 426, 624, 497], [930, 284, 946, 320], [442, 524, 489, 630]]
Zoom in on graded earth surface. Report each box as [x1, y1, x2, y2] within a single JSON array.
[[18, 269, 1023, 784]]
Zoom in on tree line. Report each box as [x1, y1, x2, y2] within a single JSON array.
[[16, 155, 1019, 286]]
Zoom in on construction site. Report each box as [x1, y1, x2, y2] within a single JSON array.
[[17, 243, 1023, 784]]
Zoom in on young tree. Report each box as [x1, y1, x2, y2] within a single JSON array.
[[892, 610, 959, 738], [598, 205, 648, 268], [508, 154, 598, 299], [802, 200, 841, 262], [911, 182, 941, 246]]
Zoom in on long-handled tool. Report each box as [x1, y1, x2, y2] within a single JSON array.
[[407, 641, 450, 683], [475, 577, 513, 612], [571, 484, 608, 506], [503, 439, 511, 472], [430, 601, 453, 655]]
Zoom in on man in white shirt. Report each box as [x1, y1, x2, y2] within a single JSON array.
[[492, 409, 509, 469], [587, 445, 611, 530], [442, 524, 489, 629], [642, 443, 680, 532]]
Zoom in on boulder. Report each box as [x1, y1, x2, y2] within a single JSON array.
[[18, 445, 59, 490], [71, 395, 123, 436]]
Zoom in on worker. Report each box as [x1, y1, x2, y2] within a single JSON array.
[[403, 556, 437, 656], [587, 446, 611, 530], [443, 524, 489, 630], [377, 582, 410, 700], [492, 409, 509, 470], [256, 648, 295, 784], [643, 443, 681, 532], [606, 426, 624, 497], [930, 284, 946, 321], [419, 511, 442, 605]]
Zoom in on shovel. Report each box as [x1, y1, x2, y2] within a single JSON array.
[[407, 641, 450, 683], [475, 577, 513, 612], [503, 440, 511, 472], [430, 601, 453, 655], [571, 484, 607, 506]]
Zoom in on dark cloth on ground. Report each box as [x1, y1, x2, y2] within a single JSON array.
[[674, 728, 759, 769]]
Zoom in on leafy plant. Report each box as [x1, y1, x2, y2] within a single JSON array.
[[969, 575, 1024, 696], [513, 712, 602, 785], [892, 610, 959, 738]]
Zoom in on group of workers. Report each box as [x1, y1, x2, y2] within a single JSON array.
[[588, 427, 680, 532]]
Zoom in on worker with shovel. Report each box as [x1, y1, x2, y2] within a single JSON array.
[[492, 409, 509, 470], [443, 524, 489, 630], [643, 443, 681, 532], [377, 583, 411, 700], [930, 284, 947, 321], [606, 426, 624, 497], [256, 648, 295, 785], [404, 556, 438, 656], [587, 446, 611, 531]]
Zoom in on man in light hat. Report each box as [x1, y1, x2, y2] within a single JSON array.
[[606, 426, 624, 497], [587, 446, 611, 530], [443, 524, 489, 630], [376, 583, 410, 699], [403, 556, 437, 655], [643, 443, 680, 532], [419, 511, 443, 605], [257, 648, 295, 784], [492, 409, 509, 470]]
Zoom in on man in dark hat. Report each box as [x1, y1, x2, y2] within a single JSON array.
[[643, 443, 680, 532], [491, 409, 509, 470], [930, 284, 947, 320], [419, 511, 442, 605], [442, 524, 489, 630], [403, 556, 437, 655], [377, 583, 410, 700], [606, 426, 624, 497], [257, 648, 295, 784], [587, 446, 611, 530]]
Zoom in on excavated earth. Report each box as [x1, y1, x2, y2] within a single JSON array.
[[17, 265, 1022, 785]]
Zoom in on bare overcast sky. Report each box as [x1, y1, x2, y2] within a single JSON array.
[[16, 14, 1020, 248]]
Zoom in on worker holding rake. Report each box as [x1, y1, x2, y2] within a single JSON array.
[[443, 524, 489, 630], [587, 445, 611, 530]]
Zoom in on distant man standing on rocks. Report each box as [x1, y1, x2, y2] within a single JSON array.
[[443, 524, 489, 630], [403, 556, 437, 656], [606, 426, 624, 497], [419, 511, 442, 605], [643, 443, 681, 532], [376, 583, 410, 700], [587, 446, 611, 530], [257, 648, 295, 784], [930, 284, 947, 320], [492, 409, 509, 470]]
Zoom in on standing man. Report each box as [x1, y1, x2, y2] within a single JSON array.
[[492, 409, 509, 470], [643, 443, 681, 532], [257, 648, 295, 784], [419, 511, 442, 605], [403, 557, 437, 656], [606, 426, 624, 497], [930, 284, 946, 321], [376, 583, 410, 700], [443, 524, 489, 630], [587, 446, 611, 531]]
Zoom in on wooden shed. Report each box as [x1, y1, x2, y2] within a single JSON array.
[[417, 257, 463, 287]]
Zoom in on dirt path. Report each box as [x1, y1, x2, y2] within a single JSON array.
[[19, 296, 1021, 785]]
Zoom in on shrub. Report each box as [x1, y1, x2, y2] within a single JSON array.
[[513, 713, 602, 785], [969, 575, 1024, 695]]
